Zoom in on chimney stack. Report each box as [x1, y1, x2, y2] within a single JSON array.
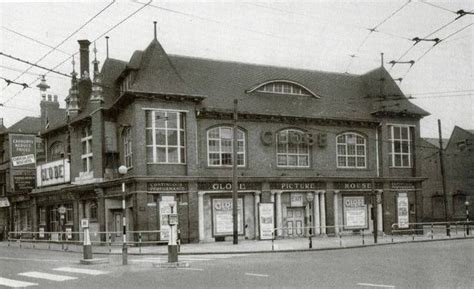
[[78, 39, 91, 79]]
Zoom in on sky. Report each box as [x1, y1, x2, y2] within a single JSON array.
[[0, 0, 472, 138]]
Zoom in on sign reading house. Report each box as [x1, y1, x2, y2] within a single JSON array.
[[10, 134, 36, 167], [36, 159, 70, 187]]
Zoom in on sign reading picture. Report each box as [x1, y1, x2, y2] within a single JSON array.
[[259, 203, 274, 240], [343, 196, 367, 229], [159, 197, 177, 240], [9, 134, 36, 167], [397, 193, 409, 228], [212, 198, 243, 236]]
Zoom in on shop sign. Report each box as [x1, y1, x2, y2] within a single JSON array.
[[270, 182, 324, 190], [159, 198, 176, 240], [198, 182, 261, 191], [9, 134, 36, 167], [13, 174, 35, 192], [260, 130, 315, 146], [148, 182, 188, 192], [397, 193, 409, 228], [391, 182, 416, 190], [259, 203, 274, 240], [36, 159, 70, 187], [290, 193, 304, 207], [343, 196, 367, 229], [0, 197, 10, 208], [212, 198, 243, 236]]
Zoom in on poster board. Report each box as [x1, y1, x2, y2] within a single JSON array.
[[259, 203, 274, 240], [212, 198, 243, 236], [159, 197, 176, 240], [397, 193, 409, 228], [343, 196, 367, 229], [9, 134, 36, 167]]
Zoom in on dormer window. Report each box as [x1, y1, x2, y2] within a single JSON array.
[[120, 73, 134, 93], [248, 80, 319, 98]]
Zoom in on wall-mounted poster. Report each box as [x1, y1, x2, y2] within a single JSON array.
[[9, 134, 36, 167], [212, 198, 243, 236], [259, 203, 274, 240], [159, 196, 176, 240], [343, 196, 367, 229], [397, 193, 409, 228]]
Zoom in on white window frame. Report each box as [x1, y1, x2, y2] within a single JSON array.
[[389, 125, 412, 168], [256, 81, 311, 96], [146, 110, 186, 164], [122, 127, 133, 169], [336, 132, 367, 169], [81, 125, 93, 174], [276, 129, 310, 168], [207, 126, 246, 167]]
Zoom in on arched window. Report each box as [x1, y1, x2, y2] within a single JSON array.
[[49, 141, 64, 161], [249, 80, 319, 98], [336, 132, 366, 168], [122, 127, 133, 168], [207, 126, 245, 167], [276, 129, 309, 167]]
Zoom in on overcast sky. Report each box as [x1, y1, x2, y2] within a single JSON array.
[[0, 0, 472, 138]]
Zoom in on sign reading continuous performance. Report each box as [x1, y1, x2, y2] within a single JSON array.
[[212, 198, 243, 236]]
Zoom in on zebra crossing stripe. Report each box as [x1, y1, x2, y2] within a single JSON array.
[[0, 277, 37, 288], [53, 267, 108, 275], [19, 271, 77, 281]]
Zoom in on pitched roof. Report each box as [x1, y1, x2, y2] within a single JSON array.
[[423, 138, 448, 149], [8, 116, 41, 134]]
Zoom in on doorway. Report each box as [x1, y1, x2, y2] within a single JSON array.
[[286, 207, 304, 237]]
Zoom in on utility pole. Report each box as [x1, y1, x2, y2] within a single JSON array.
[[372, 179, 378, 244], [232, 99, 239, 245], [438, 119, 450, 236]]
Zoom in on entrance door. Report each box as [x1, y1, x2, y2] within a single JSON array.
[[286, 208, 304, 237], [113, 212, 122, 238]]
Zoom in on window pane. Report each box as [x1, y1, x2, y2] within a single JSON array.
[[180, 113, 186, 130], [402, 155, 409, 166], [82, 142, 87, 154], [146, 111, 153, 128], [288, 142, 297, 153], [82, 158, 87, 172], [338, 157, 346, 167], [147, 147, 154, 162], [277, 155, 286, 166], [337, 145, 346, 155], [237, 154, 244, 166], [89, 158, 93, 171], [356, 136, 365, 144], [180, 131, 185, 146], [237, 140, 244, 152], [357, 157, 365, 167], [299, 156, 308, 166], [277, 131, 288, 143], [209, 140, 219, 152], [348, 157, 356, 167], [288, 155, 297, 166], [347, 144, 356, 155], [155, 111, 166, 128], [393, 127, 400, 139], [168, 147, 178, 163], [167, 131, 178, 146], [337, 135, 345, 143], [222, 153, 232, 165], [208, 128, 219, 138], [356, 145, 365, 156], [180, 148, 186, 163], [283, 84, 291, 93], [274, 83, 283, 92], [167, 112, 178, 129], [221, 139, 232, 152], [221, 128, 232, 139], [209, 153, 220, 165], [237, 130, 244, 140], [401, 127, 408, 139], [157, 148, 166, 163], [277, 143, 286, 153], [401, 142, 409, 153], [394, 141, 401, 153], [395, 155, 401, 167]]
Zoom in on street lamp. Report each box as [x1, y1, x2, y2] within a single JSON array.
[[306, 193, 314, 249], [465, 201, 470, 236], [118, 165, 128, 265]]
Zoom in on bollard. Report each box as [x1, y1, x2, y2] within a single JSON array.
[[431, 224, 434, 240], [48, 233, 51, 250], [108, 233, 112, 254], [308, 235, 312, 249], [7, 233, 10, 247], [167, 206, 178, 263], [272, 231, 275, 251], [33, 235, 36, 249], [391, 233, 394, 243], [19, 232, 22, 248], [339, 232, 342, 247], [83, 226, 93, 260], [362, 230, 365, 245], [139, 232, 142, 254], [412, 230, 415, 241]]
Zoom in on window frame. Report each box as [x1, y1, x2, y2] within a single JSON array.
[[336, 132, 367, 169], [275, 129, 310, 168], [146, 110, 186, 164], [49, 141, 64, 161], [81, 125, 93, 173], [122, 127, 133, 169], [389, 125, 413, 168], [207, 126, 246, 167]]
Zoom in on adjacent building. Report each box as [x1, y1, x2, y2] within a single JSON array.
[[3, 28, 433, 243]]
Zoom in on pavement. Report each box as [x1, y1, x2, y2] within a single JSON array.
[[2, 230, 473, 255]]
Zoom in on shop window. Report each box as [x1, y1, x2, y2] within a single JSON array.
[[122, 127, 133, 168], [90, 201, 98, 222], [276, 129, 309, 167], [207, 126, 245, 167], [49, 141, 64, 161], [336, 132, 366, 168], [39, 207, 46, 225], [81, 125, 93, 173], [389, 125, 413, 168], [65, 204, 73, 224], [146, 110, 186, 164]]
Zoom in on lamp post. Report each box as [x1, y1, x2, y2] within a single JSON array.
[[118, 165, 128, 265], [465, 201, 470, 236], [306, 193, 314, 249]]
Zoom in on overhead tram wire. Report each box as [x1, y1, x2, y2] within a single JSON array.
[[419, 1, 457, 14], [2, 0, 151, 105], [0, 52, 71, 78], [1, 0, 116, 100], [409, 89, 474, 96]]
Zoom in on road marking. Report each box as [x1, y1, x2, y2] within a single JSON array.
[[19, 271, 77, 281], [245, 273, 269, 278], [177, 268, 204, 271], [0, 277, 38, 288], [0, 257, 68, 262], [53, 267, 108, 275], [357, 283, 395, 288]]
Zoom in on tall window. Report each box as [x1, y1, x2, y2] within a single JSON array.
[[39, 207, 46, 225], [49, 141, 64, 161], [336, 132, 366, 168], [81, 125, 93, 173], [389, 125, 412, 167], [207, 126, 245, 166], [146, 110, 186, 164], [122, 127, 133, 168], [276, 129, 309, 167], [65, 204, 73, 224]]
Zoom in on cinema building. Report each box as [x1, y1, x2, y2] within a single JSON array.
[[28, 30, 429, 243]]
